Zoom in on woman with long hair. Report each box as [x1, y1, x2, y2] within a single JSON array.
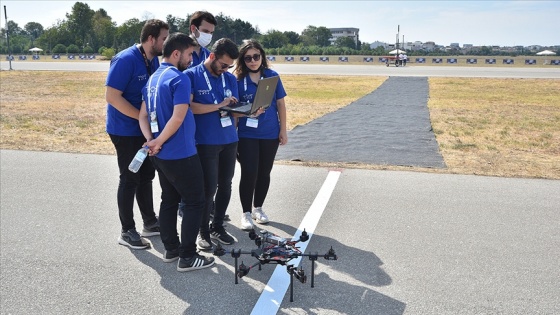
[[233, 39, 288, 230]]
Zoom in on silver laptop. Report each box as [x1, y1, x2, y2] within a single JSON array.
[[220, 76, 279, 115]]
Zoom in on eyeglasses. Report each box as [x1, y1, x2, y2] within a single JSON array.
[[216, 60, 234, 69], [244, 54, 261, 63]]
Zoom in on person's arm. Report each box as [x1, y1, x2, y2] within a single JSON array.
[[138, 101, 153, 142], [277, 97, 288, 145], [106, 86, 140, 119], [144, 104, 189, 155], [189, 95, 238, 114]]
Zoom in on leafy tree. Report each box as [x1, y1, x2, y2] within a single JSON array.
[[316, 27, 332, 47], [260, 30, 288, 49], [66, 2, 94, 47], [335, 36, 356, 50], [36, 20, 74, 51], [166, 14, 184, 34], [67, 44, 80, 53], [115, 18, 143, 51], [101, 47, 116, 59], [301, 26, 332, 47], [300, 25, 318, 46], [5, 20, 23, 36], [284, 31, 300, 45], [83, 45, 94, 53], [92, 9, 116, 51], [24, 22, 44, 47], [52, 44, 67, 54]]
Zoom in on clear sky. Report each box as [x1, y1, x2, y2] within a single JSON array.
[[1, 0, 558, 47]]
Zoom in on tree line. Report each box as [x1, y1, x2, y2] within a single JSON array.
[[1, 2, 545, 58]]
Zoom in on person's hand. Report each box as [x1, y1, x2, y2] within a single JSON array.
[[223, 96, 238, 106], [250, 107, 265, 118], [144, 139, 163, 156], [279, 130, 288, 145]]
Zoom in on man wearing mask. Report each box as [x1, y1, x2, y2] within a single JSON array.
[[179, 11, 232, 222], [188, 11, 217, 68]]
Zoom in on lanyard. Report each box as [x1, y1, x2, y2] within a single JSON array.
[[243, 75, 264, 92], [203, 71, 227, 104], [138, 45, 152, 76], [147, 66, 174, 114]]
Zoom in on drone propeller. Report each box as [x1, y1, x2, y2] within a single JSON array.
[[213, 243, 226, 257], [238, 262, 249, 278], [324, 246, 337, 260], [299, 229, 309, 242]]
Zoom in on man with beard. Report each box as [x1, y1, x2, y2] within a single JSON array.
[[184, 38, 239, 251], [138, 32, 214, 271], [105, 19, 169, 249]]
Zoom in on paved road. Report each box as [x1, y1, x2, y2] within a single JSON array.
[[1, 150, 559, 314], [2, 60, 560, 78]]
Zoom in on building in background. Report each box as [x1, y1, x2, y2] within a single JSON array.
[[329, 27, 359, 46]]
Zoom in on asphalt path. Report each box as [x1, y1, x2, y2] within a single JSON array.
[[1, 150, 559, 314], [1, 62, 559, 314], [2, 60, 560, 78]]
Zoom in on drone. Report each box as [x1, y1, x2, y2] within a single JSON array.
[[213, 228, 337, 302]]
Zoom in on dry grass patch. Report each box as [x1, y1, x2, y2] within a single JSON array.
[[0, 71, 113, 154], [282, 75, 385, 129], [428, 78, 560, 179], [0, 71, 381, 155]]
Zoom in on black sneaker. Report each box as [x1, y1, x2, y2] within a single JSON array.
[[118, 229, 150, 249], [196, 232, 214, 251], [210, 225, 235, 245], [141, 218, 160, 237], [163, 248, 180, 263], [177, 254, 215, 272]]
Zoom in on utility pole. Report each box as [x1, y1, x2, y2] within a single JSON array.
[[4, 5, 13, 70], [396, 25, 400, 50]]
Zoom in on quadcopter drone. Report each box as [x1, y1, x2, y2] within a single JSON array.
[[213, 228, 337, 302]]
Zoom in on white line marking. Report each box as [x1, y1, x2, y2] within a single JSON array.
[[251, 170, 341, 314]]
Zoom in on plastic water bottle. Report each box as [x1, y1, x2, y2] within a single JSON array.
[[128, 146, 149, 173]]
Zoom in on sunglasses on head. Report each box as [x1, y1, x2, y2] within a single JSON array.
[[244, 54, 261, 63]]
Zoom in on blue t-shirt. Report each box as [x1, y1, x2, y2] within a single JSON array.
[[106, 45, 160, 136], [141, 63, 197, 160], [188, 46, 210, 69], [184, 63, 239, 145], [237, 69, 287, 139]]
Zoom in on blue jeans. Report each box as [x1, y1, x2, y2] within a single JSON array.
[[197, 142, 238, 233], [151, 155, 205, 258], [109, 134, 157, 232]]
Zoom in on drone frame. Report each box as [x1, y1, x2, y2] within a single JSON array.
[[213, 228, 337, 302]]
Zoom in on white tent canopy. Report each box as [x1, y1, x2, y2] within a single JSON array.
[[536, 50, 556, 56], [29, 47, 43, 55], [388, 49, 405, 54]]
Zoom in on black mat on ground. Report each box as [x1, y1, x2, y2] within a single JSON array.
[[275, 76, 446, 168]]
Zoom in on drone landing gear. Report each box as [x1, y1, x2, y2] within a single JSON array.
[[213, 229, 337, 302], [287, 265, 306, 302]]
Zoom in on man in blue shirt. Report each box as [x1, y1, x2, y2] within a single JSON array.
[[105, 19, 169, 249], [188, 11, 217, 69], [178, 11, 223, 220], [139, 32, 214, 272], [184, 38, 239, 251]]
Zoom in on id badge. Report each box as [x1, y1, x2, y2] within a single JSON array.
[[220, 116, 232, 128], [150, 112, 159, 133], [246, 117, 259, 128]]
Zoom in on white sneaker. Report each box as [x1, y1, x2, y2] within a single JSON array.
[[252, 207, 269, 224], [240, 212, 254, 230]]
